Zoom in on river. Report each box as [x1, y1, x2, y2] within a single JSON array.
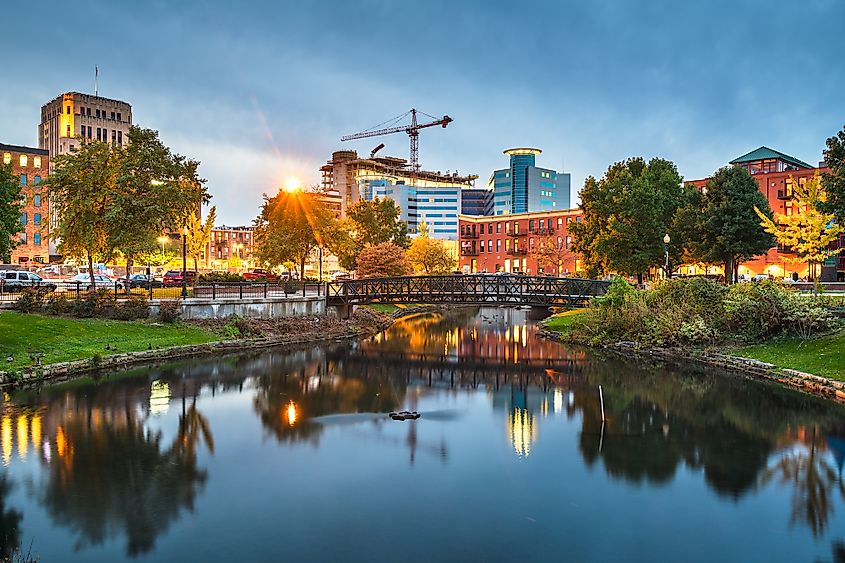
[[1, 307, 844, 562]]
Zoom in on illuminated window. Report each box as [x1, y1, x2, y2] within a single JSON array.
[[33, 156, 41, 168], [2, 153, 9, 164], [19, 155, 27, 167]]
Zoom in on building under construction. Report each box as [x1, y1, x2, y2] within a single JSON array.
[[320, 150, 480, 240]]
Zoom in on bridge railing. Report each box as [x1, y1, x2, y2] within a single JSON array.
[[326, 274, 609, 306]]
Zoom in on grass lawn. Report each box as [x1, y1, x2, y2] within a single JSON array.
[[542, 309, 586, 333], [0, 311, 219, 370], [364, 303, 427, 314], [731, 329, 845, 381]]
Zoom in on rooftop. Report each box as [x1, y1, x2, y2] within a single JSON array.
[[0, 143, 49, 156], [729, 146, 813, 169], [504, 147, 542, 156]]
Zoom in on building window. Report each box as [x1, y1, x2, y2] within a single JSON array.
[[87, 107, 91, 116], [111, 111, 115, 120], [118, 131, 122, 146], [97, 128, 102, 141], [487, 224, 493, 234], [34, 233, 41, 246], [2, 153, 9, 165], [112, 130, 116, 144], [96, 109, 101, 118], [33, 156, 41, 168], [20, 174, 27, 186], [34, 194, 42, 207], [20, 212, 27, 226], [488, 240, 492, 252], [88, 126, 92, 138], [496, 222, 501, 234], [66, 105, 71, 114], [496, 239, 502, 252], [19, 233, 26, 244], [34, 213, 41, 226], [117, 112, 122, 122], [19, 155, 27, 167]]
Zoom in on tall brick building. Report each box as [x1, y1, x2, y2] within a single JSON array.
[[2, 143, 49, 265]]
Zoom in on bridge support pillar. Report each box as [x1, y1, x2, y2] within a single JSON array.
[[327, 303, 353, 320], [527, 306, 552, 321]]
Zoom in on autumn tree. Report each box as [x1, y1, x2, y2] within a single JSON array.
[[186, 206, 216, 271], [529, 234, 572, 275], [253, 188, 335, 280], [0, 163, 23, 262], [108, 126, 209, 291], [46, 141, 118, 289], [756, 174, 842, 279], [332, 198, 410, 270], [569, 157, 687, 283], [677, 166, 775, 283], [406, 221, 456, 274], [356, 242, 412, 278], [819, 124, 845, 223]]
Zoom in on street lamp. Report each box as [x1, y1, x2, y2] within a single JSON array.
[[663, 233, 671, 279], [158, 236, 168, 255], [181, 226, 189, 298]]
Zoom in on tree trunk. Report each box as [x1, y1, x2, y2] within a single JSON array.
[[193, 256, 198, 273], [125, 255, 133, 295], [724, 259, 733, 285], [87, 252, 96, 292], [300, 256, 306, 282], [636, 272, 643, 285]]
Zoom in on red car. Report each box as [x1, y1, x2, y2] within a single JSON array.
[[162, 270, 198, 287], [242, 268, 279, 281]]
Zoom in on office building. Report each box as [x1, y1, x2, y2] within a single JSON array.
[[491, 148, 570, 215], [2, 143, 50, 265], [39, 92, 132, 158], [461, 187, 493, 216]]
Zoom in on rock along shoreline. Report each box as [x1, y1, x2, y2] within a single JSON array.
[[537, 328, 845, 405]]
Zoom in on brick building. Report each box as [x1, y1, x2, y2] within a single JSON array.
[[458, 209, 582, 274], [689, 146, 840, 280], [2, 143, 49, 265], [207, 225, 254, 269]]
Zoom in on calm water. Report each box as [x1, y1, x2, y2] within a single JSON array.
[[1, 307, 845, 562]]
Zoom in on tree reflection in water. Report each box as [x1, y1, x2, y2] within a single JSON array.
[[0, 475, 22, 559]]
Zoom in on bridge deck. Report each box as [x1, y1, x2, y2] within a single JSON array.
[[326, 275, 609, 307]]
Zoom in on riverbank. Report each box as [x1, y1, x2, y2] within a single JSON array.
[[0, 306, 438, 390]]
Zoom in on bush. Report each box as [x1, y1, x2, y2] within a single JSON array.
[[111, 295, 150, 321], [69, 289, 116, 319], [45, 293, 72, 316], [12, 288, 45, 313], [157, 300, 182, 323], [198, 272, 245, 283]]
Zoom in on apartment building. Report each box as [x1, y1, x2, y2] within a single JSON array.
[[2, 143, 50, 265]]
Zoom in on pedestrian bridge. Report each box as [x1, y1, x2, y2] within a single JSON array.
[[326, 275, 610, 308]]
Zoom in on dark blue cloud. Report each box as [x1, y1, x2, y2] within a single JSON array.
[[2, 0, 842, 223]]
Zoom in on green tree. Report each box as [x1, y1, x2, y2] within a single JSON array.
[[333, 198, 410, 270], [0, 163, 23, 262], [529, 233, 572, 275], [819, 124, 845, 223], [678, 166, 775, 283], [253, 189, 335, 280], [756, 174, 842, 280], [356, 242, 412, 278], [185, 206, 216, 271], [108, 126, 209, 291], [46, 140, 118, 289], [569, 157, 687, 283], [406, 221, 456, 274]]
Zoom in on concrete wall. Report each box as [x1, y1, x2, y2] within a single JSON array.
[[150, 297, 325, 319]]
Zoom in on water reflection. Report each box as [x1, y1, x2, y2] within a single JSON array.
[[0, 307, 842, 561]]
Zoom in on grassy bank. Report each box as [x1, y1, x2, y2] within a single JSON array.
[[0, 311, 218, 370], [731, 330, 845, 381], [542, 309, 586, 332], [364, 303, 427, 314]]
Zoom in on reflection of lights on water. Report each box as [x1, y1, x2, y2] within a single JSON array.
[[1, 416, 11, 466], [56, 427, 67, 457], [16, 415, 27, 460], [307, 376, 321, 391], [286, 402, 298, 427], [554, 389, 563, 414], [507, 408, 538, 457], [149, 380, 171, 416], [568, 391, 574, 407], [31, 415, 41, 452]]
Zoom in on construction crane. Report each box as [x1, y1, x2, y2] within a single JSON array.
[[341, 108, 452, 177]]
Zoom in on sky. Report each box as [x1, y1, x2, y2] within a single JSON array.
[[2, 0, 843, 225]]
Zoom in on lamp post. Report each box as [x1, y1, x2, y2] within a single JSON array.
[[158, 236, 168, 255], [181, 227, 188, 298], [663, 233, 671, 279]]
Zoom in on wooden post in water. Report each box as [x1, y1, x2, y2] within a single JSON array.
[[598, 385, 606, 422]]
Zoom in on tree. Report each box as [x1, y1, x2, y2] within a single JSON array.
[[569, 157, 687, 282], [253, 189, 335, 280], [332, 198, 410, 270], [356, 242, 412, 278], [185, 206, 216, 271], [0, 163, 23, 262], [819, 124, 845, 223], [678, 166, 775, 283], [108, 126, 209, 291], [46, 140, 118, 289], [756, 174, 842, 280], [406, 221, 456, 274], [529, 234, 573, 275]]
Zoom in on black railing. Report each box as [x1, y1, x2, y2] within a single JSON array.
[[326, 274, 610, 307], [460, 231, 479, 239], [460, 248, 479, 256], [777, 189, 792, 200], [506, 248, 527, 256]]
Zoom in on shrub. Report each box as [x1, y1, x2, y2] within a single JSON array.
[[157, 300, 182, 323], [70, 289, 116, 318], [12, 288, 45, 313], [45, 293, 72, 316], [199, 272, 246, 283], [111, 295, 150, 321], [723, 280, 795, 339]]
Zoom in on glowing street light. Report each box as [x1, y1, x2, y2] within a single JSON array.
[[663, 233, 671, 279]]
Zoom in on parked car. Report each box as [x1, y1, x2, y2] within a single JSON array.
[[68, 273, 123, 291], [162, 270, 198, 287], [0, 270, 57, 292], [127, 273, 164, 289], [242, 268, 279, 281]]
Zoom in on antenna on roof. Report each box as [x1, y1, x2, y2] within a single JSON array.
[[94, 65, 99, 96]]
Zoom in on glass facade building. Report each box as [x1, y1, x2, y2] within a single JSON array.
[[460, 188, 493, 216], [491, 148, 570, 215], [365, 179, 462, 240]]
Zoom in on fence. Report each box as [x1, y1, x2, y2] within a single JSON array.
[[0, 280, 326, 303]]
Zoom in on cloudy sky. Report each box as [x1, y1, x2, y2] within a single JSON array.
[[2, 0, 843, 224]]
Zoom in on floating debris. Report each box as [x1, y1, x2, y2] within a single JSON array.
[[389, 411, 421, 421]]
